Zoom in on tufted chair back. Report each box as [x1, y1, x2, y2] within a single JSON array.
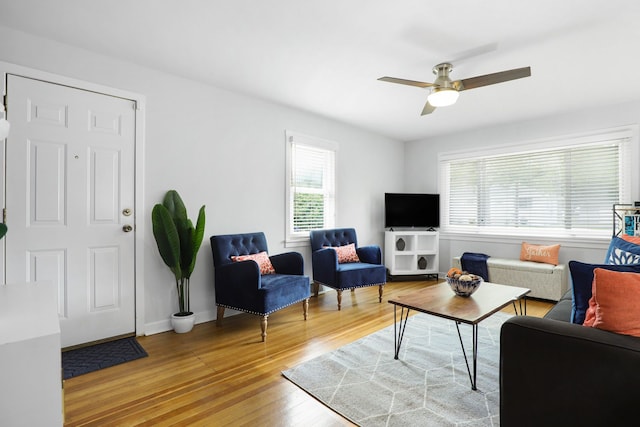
[[210, 232, 269, 267], [309, 228, 358, 252]]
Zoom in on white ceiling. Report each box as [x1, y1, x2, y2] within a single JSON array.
[[1, 0, 640, 142]]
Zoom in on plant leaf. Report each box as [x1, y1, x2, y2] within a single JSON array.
[[151, 204, 182, 278], [180, 223, 195, 273], [186, 205, 206, 278], [163, 190, 187, 223], [175, 217, 192, 269]]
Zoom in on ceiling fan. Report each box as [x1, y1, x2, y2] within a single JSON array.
[[378, 63, 531, 115]]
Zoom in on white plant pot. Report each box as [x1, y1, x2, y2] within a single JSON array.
[[171, 312, 195, 333]]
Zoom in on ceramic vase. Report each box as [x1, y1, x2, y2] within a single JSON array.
[[418, 256, 428, 269]]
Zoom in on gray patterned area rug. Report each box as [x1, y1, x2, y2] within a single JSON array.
[[282, 311, 512, 426]]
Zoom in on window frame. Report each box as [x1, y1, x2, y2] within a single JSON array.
[[285, 130, 338, 247], [438, 126, 639, 240]]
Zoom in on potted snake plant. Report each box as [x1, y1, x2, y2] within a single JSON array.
[[152, 190, 205, 333]]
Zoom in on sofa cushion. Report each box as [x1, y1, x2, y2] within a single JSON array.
[[544, 289, 572, 322], [568, 261, 640, 324], [583, 268, 640, 337], [520, 242, 560, 265], [604, 236, 640, 265], [231, 251, 276, 275]]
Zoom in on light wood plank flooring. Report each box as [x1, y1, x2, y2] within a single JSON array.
[[63, 280, 553, 426]]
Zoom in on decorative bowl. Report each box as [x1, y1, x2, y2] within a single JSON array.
[[446, 276, 483, 297]]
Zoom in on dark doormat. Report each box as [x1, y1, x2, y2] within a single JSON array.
[[62, 336, 148, 379]]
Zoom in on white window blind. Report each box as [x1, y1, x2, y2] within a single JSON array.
[[285, 131, 336, 245], [440, 131, 634, 236]]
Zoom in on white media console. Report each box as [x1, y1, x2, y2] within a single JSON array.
[[384, 230, 439, 278]]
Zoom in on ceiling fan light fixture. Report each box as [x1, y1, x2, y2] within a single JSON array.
[[427, 87, 459, 107]]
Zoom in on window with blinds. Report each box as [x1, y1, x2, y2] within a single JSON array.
[[439, 130, 635, 236], [285, 131, 336, 245]]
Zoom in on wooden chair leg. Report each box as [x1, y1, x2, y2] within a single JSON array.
[[216, 306, 225, 326], [378, 284, 384, 303], [313, 282, 320, 297], [261, 315, 268, 342], [302, 298, 309, 320], [337, 290, 343, 310]]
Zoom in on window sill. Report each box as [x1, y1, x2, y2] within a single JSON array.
[[440, 229, 611, 249], [285, 236, 310, 248]]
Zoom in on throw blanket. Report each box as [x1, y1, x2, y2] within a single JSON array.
[[461, 252, 490, 281]]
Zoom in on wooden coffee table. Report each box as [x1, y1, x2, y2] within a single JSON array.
[[388, 281, 530, 390]]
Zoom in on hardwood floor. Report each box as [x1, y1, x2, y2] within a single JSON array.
[[63, 280, 553, 426]]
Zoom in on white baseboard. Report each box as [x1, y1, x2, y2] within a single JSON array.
[[142, 308, 217, 336]]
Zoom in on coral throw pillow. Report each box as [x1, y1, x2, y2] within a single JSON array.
[[520, 242, 560, 265], [583, 268, 640, 337], [231, 251, 276, 275], [621, 234, 640, 246], [568, 261, 640, 325], [326, 243, 360, 264]]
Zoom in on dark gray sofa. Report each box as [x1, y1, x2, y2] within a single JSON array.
[[500, 290, 640, 426]]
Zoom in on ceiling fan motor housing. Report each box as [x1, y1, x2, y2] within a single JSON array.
[[432, 63, 455, 89]]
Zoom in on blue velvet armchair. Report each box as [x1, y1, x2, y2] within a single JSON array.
[[210, 232, 310, 341], [309, 228, 386, 310]]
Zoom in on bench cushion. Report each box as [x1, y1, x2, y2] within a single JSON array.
[[488, 258, 556, 274]]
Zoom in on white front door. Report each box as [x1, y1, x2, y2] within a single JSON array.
[[5, 75, 136, 348]]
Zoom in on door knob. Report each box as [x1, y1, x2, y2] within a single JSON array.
[[123, 224, 133, 232]]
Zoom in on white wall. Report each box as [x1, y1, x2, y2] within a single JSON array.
[[0, 26, 404, 332], [405, 102, 640, 273]]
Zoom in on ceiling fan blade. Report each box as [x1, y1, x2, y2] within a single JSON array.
[[443, 42, 499, 65], [378, 76, 434, 88], [455, 66, 531, 91], [421, 100, 436, 115]]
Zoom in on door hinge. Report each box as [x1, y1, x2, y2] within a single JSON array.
[[2, 208, 6, 224]]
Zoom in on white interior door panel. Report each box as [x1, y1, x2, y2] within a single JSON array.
[[5, 75, 136, 348]]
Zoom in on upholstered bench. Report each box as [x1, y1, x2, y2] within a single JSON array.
[[452, 256, 568, 301]]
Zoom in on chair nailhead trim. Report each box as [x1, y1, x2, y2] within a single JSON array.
[[314, 282, 385, 290], [217, 297, 309, 316]]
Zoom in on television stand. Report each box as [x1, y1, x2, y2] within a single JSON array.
[[385, 230, 439, 278]]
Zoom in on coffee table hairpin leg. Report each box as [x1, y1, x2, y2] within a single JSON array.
[[393, 306, 411, 359], [512, 296, 527, 315], [455, 322, 479, 390]]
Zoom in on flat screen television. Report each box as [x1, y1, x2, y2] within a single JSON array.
[[385, 193, 440, 229]]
